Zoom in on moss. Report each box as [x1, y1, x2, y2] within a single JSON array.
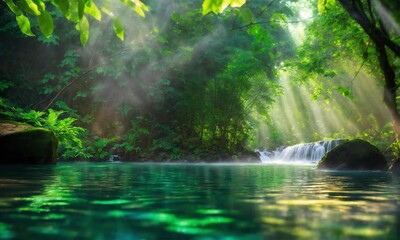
[[0, 120, 32, 127], [0, 125, 58, 164]]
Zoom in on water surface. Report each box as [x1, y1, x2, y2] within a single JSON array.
[[0, 163, 399, 239]]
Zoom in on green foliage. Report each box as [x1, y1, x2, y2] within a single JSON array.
[[77, 15, 89, 45], [1, 0, 296, 161], [37, 11, 54, 37], [16, 13, 34, 36], [292, 1, 370, 101], [317, 0, 336, 14], [84, 136, 116, 160], [4, 0, 148, 44], [112, 17, 124, 41], [0, 100, 85, 158], [114, 117, 149, 156], [39, 50, 81, 95], [202, 0, 246, 15]]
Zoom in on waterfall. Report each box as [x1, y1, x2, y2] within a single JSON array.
[[256, 139, 342, 164]]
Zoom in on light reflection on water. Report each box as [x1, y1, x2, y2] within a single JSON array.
[[0, 163, 399, 239]]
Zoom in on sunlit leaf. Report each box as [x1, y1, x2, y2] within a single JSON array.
[[336, 86, 353, 98], [217, 0, 231, 13], [133, 5, 145, 17], [85, 1, 101, 21], [16, 14, 35, 36], [136, 1, 149, 12], [32, 0, 46, 11], [78, 16, 89, 45], [230, 0, 246, 7], [113, 17, 124, 41], [38, 11, 54, 37], [120, 0, 148, 18], [4, 0, 22, 15], [47, 109, 61, 126], [202, 0, 246, 15], [101, 7, 114, 17], [17, 0, 41, 15], [202, 0, 213, 15], [65, 0, 80, 21], [317, 0, 336, 14]]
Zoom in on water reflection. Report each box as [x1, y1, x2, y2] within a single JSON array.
[[0, 163, 399, 239]]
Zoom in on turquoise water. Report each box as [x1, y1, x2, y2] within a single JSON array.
[[0, 163, 399, 239]]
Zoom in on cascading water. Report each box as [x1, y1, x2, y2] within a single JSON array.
[[256, 139, 342, 164]]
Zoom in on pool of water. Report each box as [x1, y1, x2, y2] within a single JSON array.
[[0, 163, 399, 239]]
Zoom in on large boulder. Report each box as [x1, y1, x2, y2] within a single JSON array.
[[317, 139, 387, 170], [0, 122, 58, 164]]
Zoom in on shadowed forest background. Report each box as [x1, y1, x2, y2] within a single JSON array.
[[1, 0, 399, 161]]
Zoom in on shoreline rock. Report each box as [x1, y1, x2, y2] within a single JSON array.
[[317, 139, 387, 171], [0, 121, 58, 164]]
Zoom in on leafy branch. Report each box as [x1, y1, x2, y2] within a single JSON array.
[[43, 47, 133, 111]]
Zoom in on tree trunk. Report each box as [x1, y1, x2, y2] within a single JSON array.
[[338, 0, 400, 136]]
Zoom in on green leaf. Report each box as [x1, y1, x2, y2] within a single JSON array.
[[133, 5, 145, 17], [32, 0, 45, 11], [38, 11, 54, 37], [336, 86, 353, 98], [51, 0, 69, 15], [120, 0, 148, 18], [47, 109, 61, 127], [85, 1, 101, 21], [230, 0, 246, 7], [26, 0, 41, 15], [4, 0, 22, 16], [238, 7, 254, 24], [78, 15, 89, 45], [17, 0, 41, 15], [16, 14, 35, 36], [135, 0, 149, 11], [78, 0, 85, 20], [113, 17, 124, 41], [317, 0, 336, 14], [202, 0, 214, 15], [101, 7, 113, 16], [202, 0, 246, 15]]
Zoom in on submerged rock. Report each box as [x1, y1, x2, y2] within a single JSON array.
[[0, 122, 58, 164], [317, 139, 387, 170]]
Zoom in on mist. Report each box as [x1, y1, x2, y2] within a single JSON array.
[[1, 0, 397, 160]]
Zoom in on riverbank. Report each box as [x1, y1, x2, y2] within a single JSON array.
[[60, 150, 261, 163]]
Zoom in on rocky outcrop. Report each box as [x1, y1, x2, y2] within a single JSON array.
[[0, 122, 58, 164], [317, 139, 387, 170]]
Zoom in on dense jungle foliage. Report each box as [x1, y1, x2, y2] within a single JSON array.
[[1, 0, 400, 161]]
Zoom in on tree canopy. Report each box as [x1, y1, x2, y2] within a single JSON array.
[[2, 0, 400, 160]]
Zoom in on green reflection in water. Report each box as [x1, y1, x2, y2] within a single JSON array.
[[29, 226, 60, 235], [106, 210, 127, 218], [0, 163, 399, 239], [91, 199, 132, 205], [166, 225, 215, 235], [197, 209, 225, 215], [343, 226, 389, 238], [135, 210, 234, 235], [0, 222, 14, 239]]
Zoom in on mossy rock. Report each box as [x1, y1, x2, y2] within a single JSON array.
[[0, 122, 58, 164], [317, 139, 387, 170]]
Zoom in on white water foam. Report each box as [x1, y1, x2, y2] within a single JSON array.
[[256, 140, 342, 164]]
